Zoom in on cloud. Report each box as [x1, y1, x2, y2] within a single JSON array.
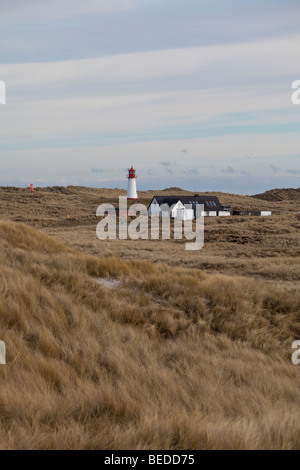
[[220, 166, 253, 176], [2, 33, 299, 152], [3, 34, 300, 94], [286, 168, 300, 174], [270, 164, 281, 173], [221, 166, 236, 174], [1, 13, 300, 192], [158, 161, 174, 174], [1, 0, 141, 19], [183, 167, 198, 175], [91, 167, 105, 173]]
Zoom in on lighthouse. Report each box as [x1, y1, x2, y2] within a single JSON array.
[[127, 166, 138, 200]]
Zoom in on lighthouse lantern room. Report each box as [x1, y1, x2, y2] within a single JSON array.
[[127, 166, 138, 200]]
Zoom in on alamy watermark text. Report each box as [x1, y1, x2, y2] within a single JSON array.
[[291, 80, 300, 105], [0, 341, 6, 364], [292, 340, 300, 365], [0, 81, 6, 105], [96, 197, 204, 251]]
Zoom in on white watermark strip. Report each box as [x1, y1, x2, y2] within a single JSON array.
[[292, 340, 300, 365], [0, 341, 6, 364], [291, 80, 300, 105], [0, 81, 6, 105]]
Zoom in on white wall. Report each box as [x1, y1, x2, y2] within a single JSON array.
[[148, 199, 161, 216], [261, 211, 272, 216], [197, 210, 217, 217], [177, 208, 194, 220], [148, 200, 185, 218], [171, 201, 184, 218], [218, 211, 230, 216]]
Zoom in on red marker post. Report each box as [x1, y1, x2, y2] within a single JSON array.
[[29, 183, 34, 194]]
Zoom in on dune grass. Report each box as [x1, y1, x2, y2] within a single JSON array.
[[0, 221, 299, 449]]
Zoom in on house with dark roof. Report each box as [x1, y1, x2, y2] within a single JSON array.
[[148, 195, 230, 219]]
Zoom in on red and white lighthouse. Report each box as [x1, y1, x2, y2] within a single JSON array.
[[127, 166, 138, 200]]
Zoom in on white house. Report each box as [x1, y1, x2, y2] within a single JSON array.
[[176, 208, 194, 220], [148, 195, 230, 219], [148, 197, 186, 218], [261, 211, 272, 216], [218, 210, 231, 217]]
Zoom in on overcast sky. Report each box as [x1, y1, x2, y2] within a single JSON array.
[[1, 0, 300, 193]]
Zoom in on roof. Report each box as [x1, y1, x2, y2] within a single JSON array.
[[148, 195, 223, 212], [149, 196, 184, 208]]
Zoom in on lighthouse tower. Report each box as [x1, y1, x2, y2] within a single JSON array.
[[127, 165, 138, 200]]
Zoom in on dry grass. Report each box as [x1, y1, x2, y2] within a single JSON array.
[[0, 220, 299, 449], [0, 186, 299, 282], [46, 212, 300, 287]]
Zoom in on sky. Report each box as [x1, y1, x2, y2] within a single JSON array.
[[0, 0, 300, 194]]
